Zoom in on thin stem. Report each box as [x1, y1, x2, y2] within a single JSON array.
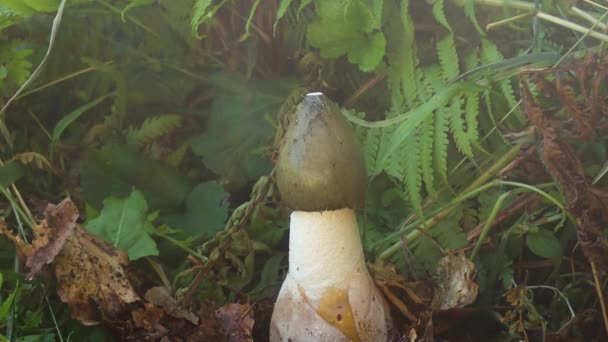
[[535, 11, 608, 43], [466, 0, 536, 11], [45, 292, 64, 342], [571, 6, 608, 31], [470, 191, 511, 259], [15, 65, 103, 100], [378, 144, 522, 260], [154, 231, 208, 263], [486, 12, 535, 31], [591, 261, 608, 337], [96, 0, 160, 38]]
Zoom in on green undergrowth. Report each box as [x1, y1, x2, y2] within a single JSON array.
[[0, 0, 606, 340]]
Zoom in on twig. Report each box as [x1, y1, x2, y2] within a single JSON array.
[[535, 11, 608, 43], [591, 261, 608, 336], [486, 12, 535, 31], [378, 283, 417, 322]]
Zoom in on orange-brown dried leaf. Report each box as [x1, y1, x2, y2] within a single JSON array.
[[216, 302, 254, 342], [26, 198, 79, 278], [131, 303, 168, 339], [55, 225, 140, 325]]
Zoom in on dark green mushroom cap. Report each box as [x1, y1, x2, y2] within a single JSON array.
[[275, 92, 366, 211]]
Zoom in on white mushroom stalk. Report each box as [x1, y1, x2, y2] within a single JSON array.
[[270, 93, 391, 341]]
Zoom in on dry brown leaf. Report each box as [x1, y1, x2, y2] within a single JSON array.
[[26, 198, 78, 278], [431, 252, 478, 310], [145, 286, 199, 325], [131, 303, 169, 339], [55, 225, 140, 325], [216, 302, 254, 342]]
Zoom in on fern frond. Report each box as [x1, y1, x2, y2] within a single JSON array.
[[449, 99, 473, 158], [399, 0, 418, 108], [419, 116, 435, 196], [461, 0, 484, 35], [433, 107, 450, 184], [480, 39, 522, 122], [403, 131, 423, 214], [166, 142, 190, 167], [437, 34, 460, 81], [431, 0, 452, 33], [363, 127, 383, 177], [191, 0, 213, 37], [126, 114, 183, 146], [465, 92, 480, 144]]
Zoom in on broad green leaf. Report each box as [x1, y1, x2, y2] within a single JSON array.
[[82, 144, 191, 209], [86, 190, 159, 260], [0, 161, 24, 187], [526, 229, 562, 259], [191, 75, 292, 186], [163, 182, 229, 238], [0, 284, 18, 321], [307, 0, 385, 71], [23, 0, 60, 12], [51, 93, 113, 157], [273, 0, 294, 34]]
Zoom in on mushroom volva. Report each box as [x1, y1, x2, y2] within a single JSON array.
[[270, 93, 392, 341]]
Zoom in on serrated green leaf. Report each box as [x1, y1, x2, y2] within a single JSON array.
[[526, 229, 562, 259], [126, 114, 183, 147], [162, 182, 229, 238], [404, 131, 423, 213], [86, 190, 159, 260], [190, 0, 217, 37], [347, 31, 386, 72], [191, 75, 293, 186], [273, 0, 294, 34], [307, 0, 385, 71], [431, 0, 452, 32], [0, 161, 24, 187], [437, 34, 459, 80]]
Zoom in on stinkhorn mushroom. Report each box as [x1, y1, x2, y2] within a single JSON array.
[[270, 92, 392, 341]]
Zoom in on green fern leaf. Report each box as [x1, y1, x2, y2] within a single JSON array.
[[462, 0, 484, 34], [126, 114, 183, 147], [400, 0, 418, 107], [449, 99, 473, 158], [0, 41, 33, 89], [480, 39, 522, 122], [363, 127, 383, 177], [465, 91, 479, 144], [437, 34, 460, 80], [403, 131, 423, 214], [431, 0, 452, 32], [423, 66, 449, 185], [190, 0, 213, 37], [433, 107, 450, 183], [420, 116, 435, 195]]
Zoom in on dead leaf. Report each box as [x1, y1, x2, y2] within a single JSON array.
[[55, 224, 140, 325], [431, 252, 478, 310], [145, 286, 198, 325], [26, 198, 78, 278], [131, 303, 169, 339], [216, 302, 254, 342]]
